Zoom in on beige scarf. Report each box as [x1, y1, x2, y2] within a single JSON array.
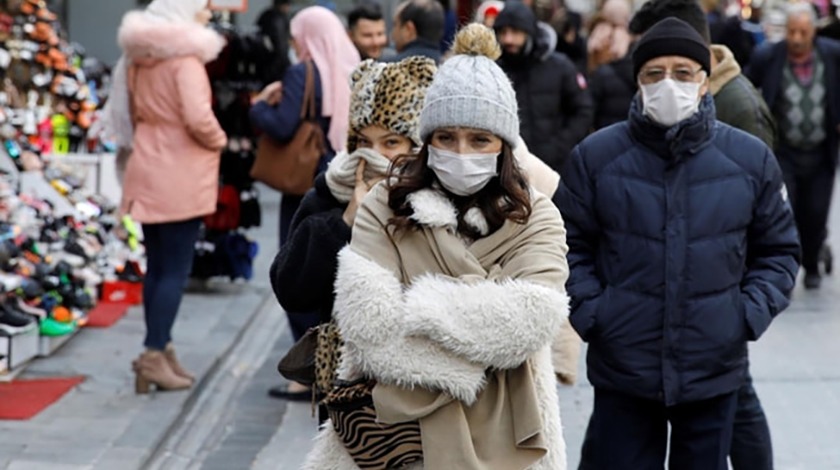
[[350, 184, 568, 470]]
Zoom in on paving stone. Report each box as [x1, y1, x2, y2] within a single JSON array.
[[91, 447, 149, 470]]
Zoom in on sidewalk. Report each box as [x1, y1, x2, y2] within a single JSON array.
[[0, 189, 282, 470]]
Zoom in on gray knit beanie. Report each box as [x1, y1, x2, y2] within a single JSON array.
[[419, 24, 520, 148]]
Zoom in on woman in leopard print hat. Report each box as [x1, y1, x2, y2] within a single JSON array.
[[268, 56, 437, 407]]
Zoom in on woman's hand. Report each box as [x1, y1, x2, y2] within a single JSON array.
[[252, 81, 283, 106], [343, 160, 384, 226]]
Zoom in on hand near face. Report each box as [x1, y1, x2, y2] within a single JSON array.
[[252, 82, 283, 106], [343, 160, 385, 226]]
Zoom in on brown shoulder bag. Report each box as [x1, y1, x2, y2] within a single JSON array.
[[251, 61, 324, 195]]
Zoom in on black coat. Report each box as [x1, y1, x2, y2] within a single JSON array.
[[270, 173, 350, 323], [256, 8, 291, 83], [555, 95, 800, 405], [745, 37, 840, 166], [589, 52, 635, 131], [497, 24, 594, 176]]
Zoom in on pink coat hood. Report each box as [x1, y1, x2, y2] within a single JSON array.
[[118, 11, 225, 65]]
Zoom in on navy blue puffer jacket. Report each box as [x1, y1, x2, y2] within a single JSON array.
[[555, 94, 800, 405]]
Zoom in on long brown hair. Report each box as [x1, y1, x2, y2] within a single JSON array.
[[387, 141, 532, 238]]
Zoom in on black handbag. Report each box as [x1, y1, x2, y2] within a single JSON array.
[[277, 327, 317, 386]]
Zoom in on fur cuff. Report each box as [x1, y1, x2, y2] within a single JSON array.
[[403, 274, 570, 369], [334, 247, 487, 404]]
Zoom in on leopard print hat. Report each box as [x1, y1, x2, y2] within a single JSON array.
[[347, 56, 437, 152]]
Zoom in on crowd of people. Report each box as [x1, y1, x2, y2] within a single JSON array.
[[104, 0, 840, 467]]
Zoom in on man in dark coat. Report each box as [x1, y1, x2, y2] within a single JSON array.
[[556, 18, 799, 470], [256, 0, 291, 83], [385, 0, 445, 64], [746, 3, 840, 289], [494, 1, 593, 176], [577, 4, 778, 470]]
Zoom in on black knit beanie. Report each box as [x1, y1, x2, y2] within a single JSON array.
[[632, 17, 711, 79]]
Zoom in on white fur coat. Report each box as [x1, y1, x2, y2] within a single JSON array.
[[302, 186, 570, 470]]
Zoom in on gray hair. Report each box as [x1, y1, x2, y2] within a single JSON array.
[[786, 2, 817, 25]]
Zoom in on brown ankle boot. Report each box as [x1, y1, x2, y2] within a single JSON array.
[[164, 344, 195, 383], [133, 350, 192, 394]]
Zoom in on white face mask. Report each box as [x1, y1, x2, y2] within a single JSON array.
[[640, 78, 703, 127], [427, 145, 499, 196]]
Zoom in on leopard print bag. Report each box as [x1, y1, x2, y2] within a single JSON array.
[[314, 320, 343, 396]]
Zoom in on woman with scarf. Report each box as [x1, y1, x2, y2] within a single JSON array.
[[250, 6, 360, 400], [108, 0, 227, 393], [303, 24, 570, 470], [270, 56, 437, 404]]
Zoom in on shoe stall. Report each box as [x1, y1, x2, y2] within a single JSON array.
[[0, 0, 140, 379], [0, 1, 266, 378]]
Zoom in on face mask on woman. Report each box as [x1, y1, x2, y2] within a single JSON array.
[[428, 146, 499, 196], [640, 78, 702, 127]]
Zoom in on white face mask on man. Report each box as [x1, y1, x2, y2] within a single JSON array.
[[427, 146, 499, 196], [640, 78, 702, 127]]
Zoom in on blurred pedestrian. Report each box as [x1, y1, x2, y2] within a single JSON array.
[[386, 0, 445, 63], [494, 1, 593, 177], [556, 17, 799, 470], [474, 0, 504, 28], [347, 1, 389, 60], [746, 3, 840, 289], [114, 0, 228, 393], [256, 0, 292, 83], [250, 5, 360, 400], [586, 0, 632, 73]]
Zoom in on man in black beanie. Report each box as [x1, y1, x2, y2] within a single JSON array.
[[493, 1, 593, 177], [556, 17, 800, 470]]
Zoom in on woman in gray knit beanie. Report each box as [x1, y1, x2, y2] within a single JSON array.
[[301, 24, 570, 470]]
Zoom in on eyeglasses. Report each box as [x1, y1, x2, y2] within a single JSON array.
[[638, 67, 705, 85]]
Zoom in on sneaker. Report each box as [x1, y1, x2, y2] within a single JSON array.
[[40, 317, 75, 336], [0, 304, 36, 335]]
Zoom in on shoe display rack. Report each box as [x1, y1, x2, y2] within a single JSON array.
[[0, 1, 136, 380]]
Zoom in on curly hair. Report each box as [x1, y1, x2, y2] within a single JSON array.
[[386, 141, 532, 238]]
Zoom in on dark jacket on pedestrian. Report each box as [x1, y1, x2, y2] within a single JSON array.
[[256, 7, 291, 83], [745, 37, 840, 167], [589, 49, 636, 131], [710, 44, 775, 149], [495, 3, 594, 175], [383, 38, 443, 64], [555, 94, 800, 406], [270, 172, 348, 323], [249, 62, 334, 160]]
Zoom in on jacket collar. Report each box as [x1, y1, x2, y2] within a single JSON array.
[[406, 187, 491, 236], [629, 93, 716, 162], [709, 45, 741, 96]]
